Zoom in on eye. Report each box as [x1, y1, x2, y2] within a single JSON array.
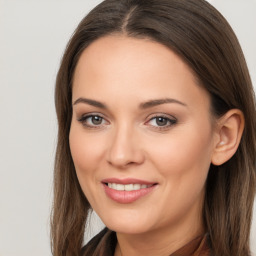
[[146, 115, 177, 129], [152, 117, 169, 126], [78, 114, 108, 128], [89, 116, 103, 125]]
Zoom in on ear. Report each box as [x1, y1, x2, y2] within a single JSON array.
[[211, 109, 244, 166]]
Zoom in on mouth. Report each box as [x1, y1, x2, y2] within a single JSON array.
[[101, 178, 158, 204], [105, 183, 154, 191]]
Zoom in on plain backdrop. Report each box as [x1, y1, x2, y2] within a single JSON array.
[[0, 0, 255, 255]]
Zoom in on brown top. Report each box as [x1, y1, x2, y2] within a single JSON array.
[[81, 227, 212, 256], [169, 233, 211, 256]]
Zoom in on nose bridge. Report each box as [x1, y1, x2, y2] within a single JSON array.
[[107, 121, 144, 168]]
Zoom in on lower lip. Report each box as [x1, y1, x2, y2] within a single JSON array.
[[103, 183, 157, 204]]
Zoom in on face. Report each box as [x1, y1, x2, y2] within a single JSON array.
[[69, 35, 216, 236]]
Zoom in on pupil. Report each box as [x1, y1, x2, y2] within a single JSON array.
[[92, 116, 102, 125], [156, 117, 167, 126]]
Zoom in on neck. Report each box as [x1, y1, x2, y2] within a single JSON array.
[[114, 211, 205, 256]]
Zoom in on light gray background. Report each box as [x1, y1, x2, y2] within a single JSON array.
[[0, 0, 255, 255]]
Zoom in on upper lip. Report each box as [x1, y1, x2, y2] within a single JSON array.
[[101, 178, 157, 185]]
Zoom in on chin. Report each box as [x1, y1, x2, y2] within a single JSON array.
[[107, 222, 150, 234], [99, 210, 154, 234]]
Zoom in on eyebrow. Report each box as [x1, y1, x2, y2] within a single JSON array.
[[73, 97, 187, 109], [139, 98, 187, 109], [73, 98, 107, 108]]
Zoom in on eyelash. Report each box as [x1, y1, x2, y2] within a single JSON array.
[[77, 114, 108, 129], [77, 114, 177, 130], [146, 114, 177, 131]]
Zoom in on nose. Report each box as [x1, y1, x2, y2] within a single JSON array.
[[106, 124, 145, 169]]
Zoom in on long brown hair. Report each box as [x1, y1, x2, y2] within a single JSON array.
[[51, 0, 256, 255]]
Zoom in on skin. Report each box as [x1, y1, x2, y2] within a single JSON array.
[[69, 35, 227, 256]]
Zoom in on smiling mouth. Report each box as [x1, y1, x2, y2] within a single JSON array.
[[106, 183, 154, 191], [102, 180, 158, 203]]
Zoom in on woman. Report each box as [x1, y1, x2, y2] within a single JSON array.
[[51, 0, 256, 255]]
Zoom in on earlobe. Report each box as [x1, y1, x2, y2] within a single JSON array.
[[211, 109, 244, 166]]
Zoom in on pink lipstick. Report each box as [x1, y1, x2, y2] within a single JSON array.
[[101, 178, 157, 204]]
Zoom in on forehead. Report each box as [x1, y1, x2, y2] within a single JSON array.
[[72, 35, 210, 111], [74, 35, 195, 84]]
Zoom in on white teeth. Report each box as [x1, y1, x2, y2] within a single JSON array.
[[133, 184, 141, 190], [124, 184, 133, 191], [116, 184, 124, 191], [107, 183, 152, 191]]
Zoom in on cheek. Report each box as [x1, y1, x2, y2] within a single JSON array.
[[69, 123, 105, 178], [148, 124, 213, 183], [144, 125, 213, 222], [69, 122, 109, 205]]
